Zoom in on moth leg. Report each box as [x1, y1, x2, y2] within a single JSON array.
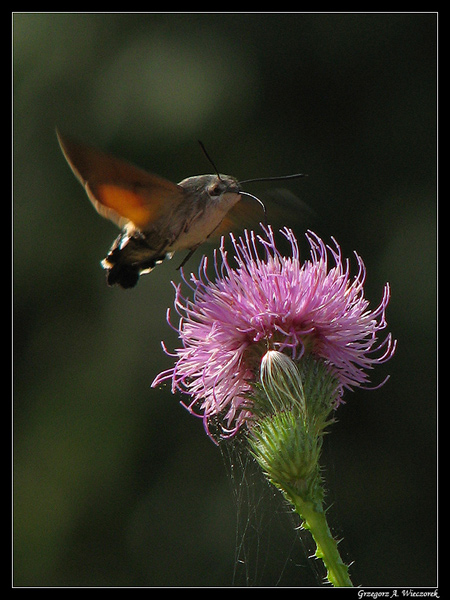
[[176, 245, 200, 270]]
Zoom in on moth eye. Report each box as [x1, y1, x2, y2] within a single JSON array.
[[209, 183, 223, 197]]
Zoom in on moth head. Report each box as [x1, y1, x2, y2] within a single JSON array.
[[178, 174, 240, 201]]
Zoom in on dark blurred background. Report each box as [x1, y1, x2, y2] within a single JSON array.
[[13, 13, 437, 587]]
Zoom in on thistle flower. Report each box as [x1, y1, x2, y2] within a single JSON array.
[[152, 225, 396, 587], [152, 226, 395, 439]]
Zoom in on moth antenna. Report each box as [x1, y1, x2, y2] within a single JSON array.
[[198, 140, 223, 180], [239, 173, 307, 185]]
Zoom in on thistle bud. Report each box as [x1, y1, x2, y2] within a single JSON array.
[[259, 349, 306, 414], [249, 350, 337, 505]]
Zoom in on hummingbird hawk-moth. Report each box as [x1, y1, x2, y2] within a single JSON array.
[[57, 130, 304, 289]]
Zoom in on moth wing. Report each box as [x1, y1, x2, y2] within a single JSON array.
[[211, 193, 267, 239], [57, 130, 186, 230], [214, 188, 315, 239]]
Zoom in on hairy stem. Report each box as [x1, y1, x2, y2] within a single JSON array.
[[287, 490, 353, 587]]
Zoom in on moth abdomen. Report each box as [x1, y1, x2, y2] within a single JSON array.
[[105, 263, 140, 289], [102, 231, 168, 288]]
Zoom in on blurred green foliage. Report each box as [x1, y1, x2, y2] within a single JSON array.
[[13, 13, 437, 587]]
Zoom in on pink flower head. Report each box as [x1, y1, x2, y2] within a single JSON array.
[[152, 227, 396, 440]]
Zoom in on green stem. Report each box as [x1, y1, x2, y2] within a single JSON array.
[[252, 352, 354, 587], [288, 491, 353, 587]]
